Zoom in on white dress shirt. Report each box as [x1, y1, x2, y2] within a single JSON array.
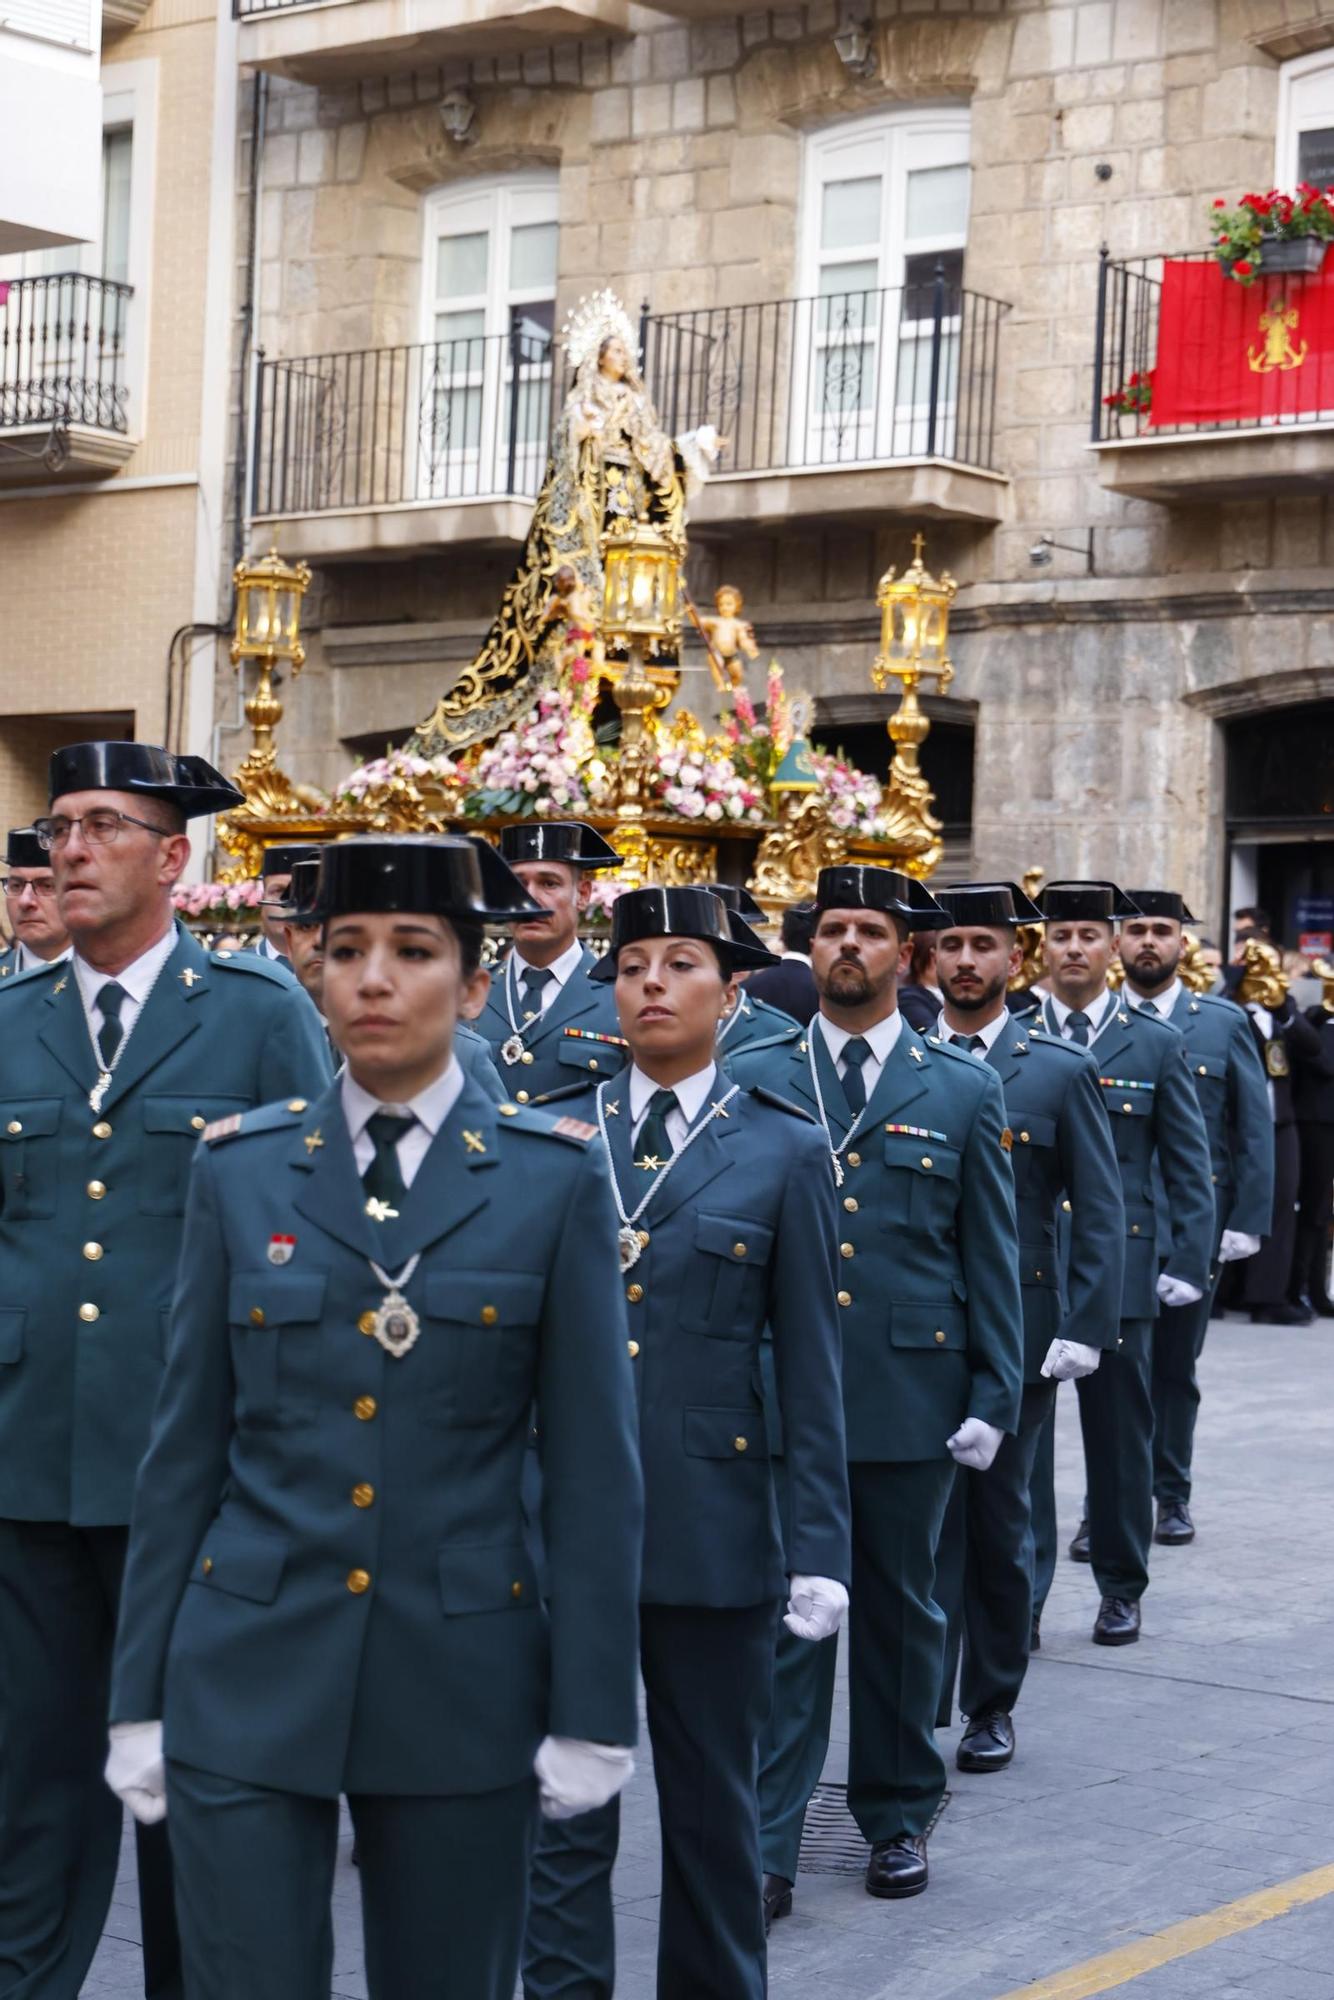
[[1045, 985, 1119, 1045], [509, 938, 584, 1017], [939, 1007, 1010, 1057], [16, 942, 71, 974], [74, 925, 179, 1054], [342, 1058, 464, 1190], [628, 1063, 718, 1153], [815, 1009, 903, 1102], [1125, 979, 1181, 1020]]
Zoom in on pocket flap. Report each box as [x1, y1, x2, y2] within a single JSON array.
[[1099, 1083, 1153, 1117], [0, 1307, 24, 1363], [192, 1527, 287, 1604], [0, 1098, 61, 1141], [1012, 1114, 1057, 1149], [438, 1539, 538, 1614], [556, 1037, 626, 1074], [882, 1133, 962, 1178], [424, 1271, 545, 1325], [1189, 1056, 1226, 1083], [683, 1406, 768, 1459], [693, 1213, 775, 1265], [889, 1304, 967, 1350], [144, 1094, 249, 1136], [227, 1273, 327, 1326]]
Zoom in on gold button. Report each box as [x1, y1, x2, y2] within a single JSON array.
[[190, 1115, 206, 1131], [638, 1230, 650, 1248], [351, 1483, 375, 1508], [844, 1196, 858, 1213], [516, 1091, 530, 1104], [358, 1309, 377, 1337], [1062, 1199, 1071, 1213], [837, 1289, 852, 1307], [249, 1306, 265, 1326], [499, 1104, 519, 1117], [1019, 1131, 1031, 1144], [732, 1242, 747, 1258], [1036, 1269, 1044, 1279], [78, 1302, 99, 1322], [733, 1436, 748, 1452], [511, 1580, 524, 1599], [1131, 1224, 1140, 1235], [346, 1568, 371, 1594], [847, 1150, 861, 1168], [481, 1304, 498, 1325], [626, 1282, 644, 1304], [287, 1099, 308, 1112], [627, 1339, 640, 1358], [921, 1155, 933, 1169], [589, 1059, 599, 1072], [1122, 1102, 1133, 1114], [934, 1329, 946, 1344], [1197, 1065, 1207, 1076], [87, 1180, 106, 1200], [521, 1051, 535, 1066], [354, 1395, 377, 1420], [201, 1556, 213, 1575], [5, 1120, 19, 1135], [92, 1121, 111, 1139], [82, 1242, 103, 1261], [840, 1242, 855, 1259]]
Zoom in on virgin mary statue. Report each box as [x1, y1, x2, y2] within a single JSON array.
[[407, 290, 719, 755]]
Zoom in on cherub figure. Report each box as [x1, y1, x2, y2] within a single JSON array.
[[696, 584, 759, 691], [541, 563, 603, 705]]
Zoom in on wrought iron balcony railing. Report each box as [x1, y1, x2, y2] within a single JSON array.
[[0, 274, 133, 435]]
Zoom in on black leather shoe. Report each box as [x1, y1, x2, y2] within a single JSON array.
[[762, 1873, 792, 1933], [865, 1835, 928, 1899], [1310, 1293, 1334, 1319], [1251, 1301, 1314, 1325], [957, 1710, 1015, 1772], [1093, 1595, 1141, 1645], [1068, 1519, 1091, 1563], [1154, 1500, 1195, 1545], [1030, 1614, 1041, 1652]]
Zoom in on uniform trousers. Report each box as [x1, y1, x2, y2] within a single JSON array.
[[936, 1380, 1055, 1725], [166, 1762, 535, 2000], [1152, 1283, 1217, 1507], [1076, 1318, 1155, 1603], [1294, 1123, 1334, 1304], [1030, 1394, 1058, 1620], [524, 1601, 777, 2000], [0, 1520, 181, 2000], [757, 1460, 954, 1883]]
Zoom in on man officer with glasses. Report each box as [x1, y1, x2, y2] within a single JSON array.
[[0, 825, 71, 976], [0, 743, 332, 2000]]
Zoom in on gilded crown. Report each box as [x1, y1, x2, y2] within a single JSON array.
[[561, 289, 640, 374]]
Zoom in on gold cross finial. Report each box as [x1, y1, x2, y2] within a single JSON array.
[[462, 1129, 486, 1154], [304, 1128, 323, 1155], [911, 531, 926, 564]]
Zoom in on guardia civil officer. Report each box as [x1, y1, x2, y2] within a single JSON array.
[[475, 820, 629, 1104], [0, 742, 332, 2000], [931, 884, 1123, 1774], [107, 836, 643, 2000], [255, 842, 319, 961], [1029, 882, 1214, 1646], [0, 825, 71, 975], [703, 883, 800, 1053], [1119, 891, 1273, 1543], [731, 865, 1023, 1909], [523, 886, 849, 2000]]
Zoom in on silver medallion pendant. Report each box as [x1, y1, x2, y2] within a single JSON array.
[[501, 1034, 526, 1067], [618, 1224, 642, 1274], [371, 1287, 421, 1359]]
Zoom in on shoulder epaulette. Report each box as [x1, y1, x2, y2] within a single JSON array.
[[209, 948, 294, 986], [1024, 1031, 1092, 1059], [0, 955, 63, 993], [1126, 1004, 1176, 1035], [495, 1102, 596, 1146], [204, 1099, 309, 1145], [747, 1084, 818, 1123], [732, 1022, 804, 1059], [1189, 990, 1245, 1019]]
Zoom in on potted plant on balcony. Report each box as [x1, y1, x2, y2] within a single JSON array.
[[1103, 371, 1153, 434], [1210, 185, 1334, 286]]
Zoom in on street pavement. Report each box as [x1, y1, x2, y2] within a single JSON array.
[[84, 1313, 1334, 1999]]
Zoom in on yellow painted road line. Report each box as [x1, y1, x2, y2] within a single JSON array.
[[990, 1859, 1334, 1999]]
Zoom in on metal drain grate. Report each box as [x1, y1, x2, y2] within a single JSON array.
[[796, 1783, 952, 1875]]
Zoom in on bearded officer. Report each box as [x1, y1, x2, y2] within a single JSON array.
[[1119, 891, 1273, 1545], [930, 883, 1123, 1773], [106, 835, 643, 2000], [475, 821, 628, 1106], [730, 865, 1022, 1909], [0, 825, 71, 976], [0, 741, 332, 2000]]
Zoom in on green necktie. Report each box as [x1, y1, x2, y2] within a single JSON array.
[[362, 1110, 414, 1218], [840, 1036, 872, 1114], [1066, 1010, 1092, 1047], [950, 1032, 985, 1055], [96, 980, 128, 1069], [519, 966, 554, 1022], [634, 1088, 678, 1173], [1138, 999, 1158, 1018]]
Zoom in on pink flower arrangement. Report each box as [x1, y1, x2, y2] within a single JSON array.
[[336, 747, 462, 806], [654, 742, 767, 824], [811, 750, 884, 837], [467, 686, 608, 818], [171, 879, 265, 918]]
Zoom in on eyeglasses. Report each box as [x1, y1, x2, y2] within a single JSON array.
[[2, 877, 56, 899], [34, 810, 172, 851]]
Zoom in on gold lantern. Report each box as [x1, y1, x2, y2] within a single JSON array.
[[601, 516, 685, 823], [869, 533, 956, 877], [228, 546, 312, 814]]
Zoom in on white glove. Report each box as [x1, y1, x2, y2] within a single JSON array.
[[1157, 1272, 1204, 1308], [1218, 1229, 1261, 1264], [533, 1736, 635, 1821], [105, 1721, 167, 1825], [946, 1417, 1004, 1471], [783, 1574, 849, 1643], [1040, 1338, 1102, 1381]]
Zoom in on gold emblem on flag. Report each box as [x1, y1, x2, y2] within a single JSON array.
[[1248, 299, 1308, 374]]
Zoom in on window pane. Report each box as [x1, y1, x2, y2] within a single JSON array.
[[902, 248, 964, 318], [102, 127, 133, 286], [905, 164, 969, 241], [435, 231, 488, 301], [434, 308, 486, 349], [509, 220, 557, 292], [820, 176, 882, 252], [1298, 127, 1334, 186]]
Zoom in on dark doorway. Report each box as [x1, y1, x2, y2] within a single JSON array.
[[1225, 700, 1334, 950]]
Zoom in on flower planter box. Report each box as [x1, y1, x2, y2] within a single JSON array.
[[1217, 235, 1330, 280]]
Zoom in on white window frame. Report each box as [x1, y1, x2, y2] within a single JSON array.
[[417, 172, 558, 499], [1276, 52, 1334, 187], [796, 107, 970, 466], [100, 59, 159, 439]]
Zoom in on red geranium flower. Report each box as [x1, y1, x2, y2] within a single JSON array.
[[1233, 259, 1253, 275]]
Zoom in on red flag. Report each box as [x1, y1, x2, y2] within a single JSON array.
[[1149, 258, 1334, 428]]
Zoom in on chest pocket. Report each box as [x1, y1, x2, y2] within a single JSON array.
[[0, 1098, 62, 1220], [555, 1037, 627, 1080], [1187, 1055, 1229, 1150], [1099, 1084, 1153, 1166], [423, 1270, 545, 1424], [142, 1095, 252, 1216], [879, 1133, 962, 1231], [678, 1214, 774, 1337], [228, 1272, 328, 1429], [1009, 1111, 1057, 1193]]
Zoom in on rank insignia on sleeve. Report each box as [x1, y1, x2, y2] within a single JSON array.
[[1000, 1127, 1014, 1153], [267, 1234, 296, 1266]]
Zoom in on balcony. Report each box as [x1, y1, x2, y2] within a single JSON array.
[[234, 0, 630, 85], [1091, 248, 1334, 502], [0, 275, 135, 481], [253, 280, 1008, 561]]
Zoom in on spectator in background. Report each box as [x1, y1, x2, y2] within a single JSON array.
[[898, 930, 944, 1034]]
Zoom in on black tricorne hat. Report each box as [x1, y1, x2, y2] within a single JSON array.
[[933, 881, 1045, 928], [48, 742, 242, 817], [316, 835, 544, 923], [590, 886, 778, 979], [467, 835, 553, 922], [498, 820, 620, 871], [1123, 888, 1197, 924], [277, 855, 323, 927], [261, 843, 319, 880], [704, 881, 772, 928], [813, 864, 948, 932], [5, 828, 47, 871], [1038, 881, 1141, 923]]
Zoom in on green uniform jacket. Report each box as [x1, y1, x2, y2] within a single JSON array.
[[0, 945, 19, 980], [0, 926, 333, 1526], [476, 946, 629, 1107], [111, 1079, 644, 1799], [728, 1022, 1023, 1463], [1164, 988, 1274, 1241], [980, 1025, 1125, 1380], [457, 1021, 507, 1103], [1036, 997, 1215, 1314], [714, 985, 798, 1059]]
